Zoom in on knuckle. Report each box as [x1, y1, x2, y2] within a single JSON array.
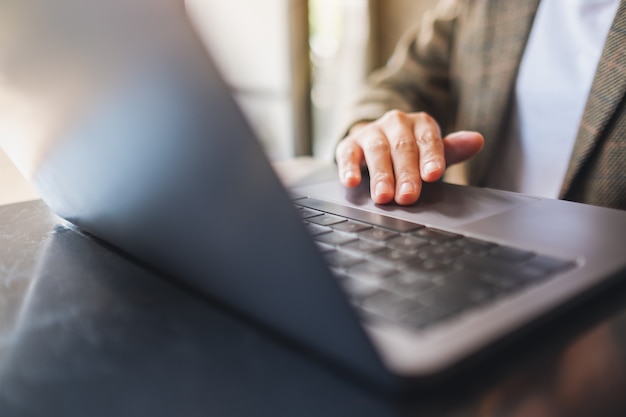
[[416, 132, 438, 146], [412, 111, 431, 121], [410, 112, 443, 138], [363, 137, 390, 154], [392, 136, 418, 153], [381, 109, 407, 124]]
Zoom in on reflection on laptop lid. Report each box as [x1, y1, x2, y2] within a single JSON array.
[[2, 0, 626, 390]]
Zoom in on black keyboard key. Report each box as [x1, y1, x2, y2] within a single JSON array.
[[384, 272, 435, 297], [413, 228, 461, 243], [406, 287, 474, 328], [314, 231, 358, 246], [338, 276, 381, 301], [373, 248, 419, 266], [434, 271, 499, 303], [303, 222, 331, 236], [360, 291, 419, 321], [331, 220, 372, 234], [359, 228, 400, 242], [451, 237, 495, 255], [296, 207, 324, 219], [416, 245, 463, 262], [347, 262, 396, 280], [476, 266, 550, 293], [454, 254, 521, 275], [404, 259, 457, 276], [340, 239, 387, 255], [308, 214, 347, 226], [387, 235, 430, 252], [413, 285, 470, 309], [324, 250, 364, 269], [488, 246, 534, 263], [391, 270, 439, 286]]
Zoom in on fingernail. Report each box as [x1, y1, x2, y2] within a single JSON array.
[[375, 181, 392, 197], [344, 170, 358, 182], [399, 182, 415, 196], [424, 161, 441, 175]]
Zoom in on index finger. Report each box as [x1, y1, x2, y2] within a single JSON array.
[[336, 138, 363, 188]]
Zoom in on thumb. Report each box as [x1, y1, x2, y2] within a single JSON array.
[[443, 131, 484, 166]]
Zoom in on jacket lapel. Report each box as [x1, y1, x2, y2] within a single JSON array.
[[560, 0, 626, 198]]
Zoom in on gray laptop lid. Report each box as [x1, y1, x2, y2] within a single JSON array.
[[0, 0, 393, 384]]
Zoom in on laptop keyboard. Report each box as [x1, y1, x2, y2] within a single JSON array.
[[293, 197, 576, 331]]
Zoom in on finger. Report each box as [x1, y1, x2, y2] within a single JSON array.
[[359, 132, 395, 204], [442, 131, 484, 165], [413, 115, 446, 183], [383, 122, 422, 206], [336, 139, 364, 188]]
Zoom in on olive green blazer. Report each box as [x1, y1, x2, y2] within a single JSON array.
[[348, 0, 626, 209]]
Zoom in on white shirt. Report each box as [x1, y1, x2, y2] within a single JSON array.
[[487, 0, 620, 198]]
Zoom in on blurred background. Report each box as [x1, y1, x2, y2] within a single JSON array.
[[0, 0, 437, 204]]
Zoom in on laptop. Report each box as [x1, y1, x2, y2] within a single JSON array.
[[2, 0, 626, 390]]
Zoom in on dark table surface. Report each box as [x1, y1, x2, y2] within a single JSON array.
[[1, 198, 626, 417]]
